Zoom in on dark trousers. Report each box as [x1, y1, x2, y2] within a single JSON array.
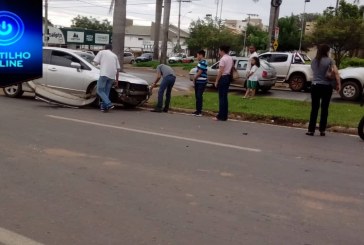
[[216, 75, 231, 121], [195, 82, 207, 113], [156, 75, 176, 110], [308, 84, 333, 132]]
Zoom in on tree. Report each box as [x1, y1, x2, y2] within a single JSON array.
[[71, 15, 112, 32], [276, 15, 301, 51], [109, 0, 127, 71], [308, 0, 364, 66], [245, 24, 269, 52]]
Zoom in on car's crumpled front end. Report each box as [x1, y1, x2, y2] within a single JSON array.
[[114, 72, 151, 107]]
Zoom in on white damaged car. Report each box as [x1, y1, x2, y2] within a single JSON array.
[[3, 47, 151, 108]]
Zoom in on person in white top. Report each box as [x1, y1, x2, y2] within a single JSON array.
[[93, 44, 121, 112], [244, 56, 260, 98], [246, 45, 258, 73]]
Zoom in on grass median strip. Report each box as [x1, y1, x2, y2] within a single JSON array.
[[170, 92, 363, 128]]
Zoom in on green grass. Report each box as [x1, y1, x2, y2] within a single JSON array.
[[170, 92, 363, 128], [134, 61, 196, 71]]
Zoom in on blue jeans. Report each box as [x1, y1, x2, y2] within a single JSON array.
[[97, 76, 114, 109], [195, 82, 207, 113], [157, 75, 176, 110], [216, 75, 231, 121]]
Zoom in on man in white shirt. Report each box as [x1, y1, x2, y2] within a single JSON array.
[[93, 44, 120, 112], [246, 45, 258, 72]]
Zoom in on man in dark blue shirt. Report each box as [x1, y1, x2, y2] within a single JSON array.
[[193, 50, 208, 116]]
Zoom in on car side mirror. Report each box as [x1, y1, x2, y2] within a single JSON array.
[[71, 62, 82, 71]]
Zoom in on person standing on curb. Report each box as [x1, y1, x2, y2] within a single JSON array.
[[306, 44, 341, 136], [214, 45, 234, 121], [193, 50, 208, 117], [150, 64, 176, 113], [93, 44, 120, 112]]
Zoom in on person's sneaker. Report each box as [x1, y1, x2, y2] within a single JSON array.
[[163, 108, 169, 113], [107, 105, 115, 110], [194, 113, 202, 117], [100, 108, 108, 113], [151, 108, 162, 113], [192, 111, 198, 115]]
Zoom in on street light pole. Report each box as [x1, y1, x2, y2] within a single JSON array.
[[299, 0, 309, 52], [177, 0, 181, 52]]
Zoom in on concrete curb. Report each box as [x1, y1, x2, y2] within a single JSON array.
[[142, 103, 358, 136]]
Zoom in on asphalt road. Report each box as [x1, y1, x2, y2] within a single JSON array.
[[1, 94, 364, 245], [124, 68, 343, 102]]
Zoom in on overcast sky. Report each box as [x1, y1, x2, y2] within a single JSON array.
[[48, 0, 358, 29]]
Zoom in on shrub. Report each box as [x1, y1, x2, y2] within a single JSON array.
[[340, 57, 364, 69]]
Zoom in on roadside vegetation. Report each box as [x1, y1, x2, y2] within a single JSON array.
[[134, 61, 196, 71], [340, 58, 364, 69], [168, 92, 362, 128]]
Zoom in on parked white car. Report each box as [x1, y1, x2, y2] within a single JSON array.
[[3, 47, 151, 107], [339, 67, 364, 101]]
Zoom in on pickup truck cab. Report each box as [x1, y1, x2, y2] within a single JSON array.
[[168, 53, 194, 64], [259, 52, 313, 91]]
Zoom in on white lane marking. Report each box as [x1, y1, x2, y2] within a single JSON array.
[[47, 115, 262, 153], [0, 227, 44, 245]]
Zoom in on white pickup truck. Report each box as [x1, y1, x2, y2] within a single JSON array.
[[259, 52, 313, 91]]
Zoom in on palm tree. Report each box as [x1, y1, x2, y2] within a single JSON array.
[[160, 0, 171, 64], [110, 0, 127, 71], [153, 0, 163, 60]]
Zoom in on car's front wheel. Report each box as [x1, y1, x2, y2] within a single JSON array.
[[340, 80, 361, 101], [288, 74, 306, 92], [3, 84, 24, 98]]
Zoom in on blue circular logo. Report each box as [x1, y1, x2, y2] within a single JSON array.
[[0, 11, 25, 46]]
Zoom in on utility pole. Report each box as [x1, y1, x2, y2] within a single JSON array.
[[215, 0, 219, 18], [177, 0, 191, 53], [160, 0, 171, 64], [243, 14, 258, 56], [219, 0, 224, 21], [153, 0, 163, 60], [267, 0, 282, 51], [299, 0, 310, 52], [44, 0, 48, 46]]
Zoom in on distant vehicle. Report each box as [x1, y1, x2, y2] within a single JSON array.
[[189, 57, 277, 92], [135, 53, 153, 63], [2, 47, 151, 108], [259, 52, 313, 92], [168, 53, 194, 64], [339, 67, 364, 101], [123, 52, 135, 64]]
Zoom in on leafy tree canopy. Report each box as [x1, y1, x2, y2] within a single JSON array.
[[308, 0, 364, 66], [71, 15, 112, 32]]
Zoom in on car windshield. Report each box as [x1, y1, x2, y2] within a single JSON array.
[[74, 51, 98, 68], [141, 53, 150, 57]]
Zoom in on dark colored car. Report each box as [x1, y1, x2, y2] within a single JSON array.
[[136, 53, 153, 63]]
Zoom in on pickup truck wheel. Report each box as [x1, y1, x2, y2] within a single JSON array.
[[260, 87, 271, 93], [3, 84, 24, 98], [340, 80, 360, 101], [289, 75, 306, 92]]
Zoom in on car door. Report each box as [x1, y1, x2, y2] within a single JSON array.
[[46, 50, 89, 95], [269, 54, 290, 80], [234, 59, 248, 86], [207, 62, 219, 82]]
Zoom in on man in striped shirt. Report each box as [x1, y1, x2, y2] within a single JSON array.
[[193, 50, 208, 116]]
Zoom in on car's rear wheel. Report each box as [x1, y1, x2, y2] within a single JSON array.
[[3, 84, 24, 98], [289, 74, 306, 92], [340, 80, 360, 101], [358, 116, 364, 140]]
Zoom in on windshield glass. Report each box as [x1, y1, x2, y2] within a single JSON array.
[[141, 53, 150, 57], [74, 51, 98, 68]]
